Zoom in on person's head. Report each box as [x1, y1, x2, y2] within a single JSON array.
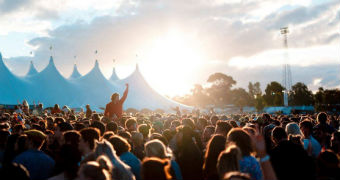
[[227, 128, 253, 157], [86, 104, 91, 110], [317, 112, 328, 124], [316, 150, 340, 177], [25, 129, 46, 150], [222, 171, 251, 180], [56, 122, 73, 139], [197, 118, 208, 131], [79, 128, 100, 154], [299, 120, 313, 138], [63, 130, 81, 146], [125, 118, 137, 132], [141, 157, 171, 180], [285, 122, 301, 136], [272, 126, 287, 145], [210, 116, 219, 126], [108, 135, 131, 156], [182, 118, 195, 129], [217, 144, 242, 178], [331, 131, 340, 153], [54, 104, 60, 110], [215, 120, 232, 137], [78, 156, 112, 180], [138, 124, 150, 139], [111, 93, 120, 103], [145, 139, 170, 159], [102, 131, 114, 140], [106, 121, 118, 134], [13, 124, 25, 135], [203, 125, 215, 142], [90, 121, 105, 136], [203, 134, 227, 177]]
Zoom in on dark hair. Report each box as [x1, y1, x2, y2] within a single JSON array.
[[109, 135, 131, 156], [55, 117, 66, 124], [215, 121, 232, 136], [74, 123, 86, 131], [58, 122, 73, 132], [125, 119, 137, 130], [182, 118, 195, 129], [80, 128, 100, 150], [102, 131, 114, 140], [272, 126, 287, 143], [118, 131, 132, 140], [317, 112, 328, 124], [141, 157, 171, 180], [138, 124, 150, 138], [13, 124, 25, 134], [63, 130, 81, 147], [203, 134, 227, 180], [299, 120, 313, 131], [106, 122, 118, 133], [91, 121, 105, 136], [227, 128, 253, 157], [210, 116, 219, 126], [229, 120, 238, 128]]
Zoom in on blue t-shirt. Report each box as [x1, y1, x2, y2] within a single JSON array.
[[13, 149, 55, 180], [239, 155, 263, 180]]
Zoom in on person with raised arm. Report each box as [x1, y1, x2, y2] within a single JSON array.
[[104, 83, 129, 120]]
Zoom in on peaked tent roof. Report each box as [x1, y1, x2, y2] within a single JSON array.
[[26, 61, 38, 76], [74, 60, 120, 109], [118, 64, 192, 111], [0, 52, 27, 104], [69, 64, 82, 79], [26, 56, 79, 107], [109, 67, 119, 81]]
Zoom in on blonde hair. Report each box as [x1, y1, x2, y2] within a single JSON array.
[[217, 144, 242, 178], [145, 139, 171, 159]]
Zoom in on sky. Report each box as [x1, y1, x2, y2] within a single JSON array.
[[0, 0, 339, 97]]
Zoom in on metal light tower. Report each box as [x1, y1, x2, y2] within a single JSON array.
[[280, 27, 292, 107]]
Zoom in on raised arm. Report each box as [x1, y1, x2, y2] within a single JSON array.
[[120, 83, 129, 103]]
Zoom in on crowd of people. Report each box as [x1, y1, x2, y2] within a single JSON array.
[[0, 84, 340, 180]]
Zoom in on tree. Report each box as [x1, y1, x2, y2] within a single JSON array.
[[232, 88, 252, 110], [248, 82, 262, 106], [207, 73, 236, 89], [255, 96, 265, 112], [289, 82, 314, 106], [206, 73, 237, 107], [263, 81, 284, 106], [190, 84, 211, 107]]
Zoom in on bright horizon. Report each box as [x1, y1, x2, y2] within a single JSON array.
[[1, 0, 340, 97]]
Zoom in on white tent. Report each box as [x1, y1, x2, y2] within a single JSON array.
[[69, 64, 82, 79], [0, 53, 191, 111], [26, 61, 38, 76], [117, 64, 192, 111]]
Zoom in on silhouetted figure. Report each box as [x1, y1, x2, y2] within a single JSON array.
[[104, 84, 129, 120]]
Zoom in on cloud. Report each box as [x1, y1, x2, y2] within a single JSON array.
[[2, 0, 340, 95]]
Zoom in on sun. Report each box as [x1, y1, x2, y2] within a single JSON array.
[[141, 30, 205, 97]]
